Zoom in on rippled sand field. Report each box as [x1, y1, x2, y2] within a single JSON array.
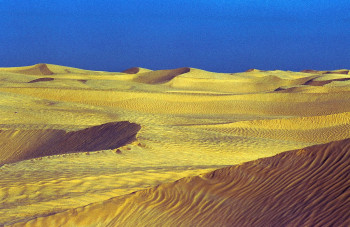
[[1, 64, 349, 226]]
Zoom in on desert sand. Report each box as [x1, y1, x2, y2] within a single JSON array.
[[0, 64, 349, 226]]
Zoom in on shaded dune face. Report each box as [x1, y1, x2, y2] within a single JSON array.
[[23, 138, 350, 227], [28, 77, 55, 83], [122, 67, 140, 74], [0, 121, 141, 165], [14, 63, 54, 75], [325, 70, 349, 75], [304, 77, 350, 86], [301, 69, 322, 73], [133, 67, 191, 84], [274, 75, 350, 92], [245, 68, 264, 72], [301, 69, 350, 75]]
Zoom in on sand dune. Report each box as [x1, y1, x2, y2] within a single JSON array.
[[194, 112, 350, 143], [123, 67, 141, 74], [166, 68, 318, 93], [325, 70, 349, 74], [12, 138, 350, 227], [0, 64, 349, 226], [301, 69, 350, 74], [3, 87, 350, 117], [301, 69, 323, 74], [122, 67, 152, 74], [304, 77, 350, 86], [133, 67, 191, 84], [273, 74, 350, 93], [245, 68, 264, 72], [0, 121, 140, 165], [3, 63, 55, 75]]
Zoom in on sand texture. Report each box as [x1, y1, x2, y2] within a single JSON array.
[[12, 138, 350, 227], [0, 64, 349, 226]]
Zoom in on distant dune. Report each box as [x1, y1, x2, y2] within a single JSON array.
[[304, 77, 350, 86], [301, 69, 322, 74], [0, 121, 140, 165], [301, 69, 350, 75], [245, 68, 264, 72], [12, 138, 350, 226], [10, 63, 54, 75], [122, 67, 152, 74], [123, 67, 140, 74], [194, 111, 350, 144], [133, 67, 191, 84]]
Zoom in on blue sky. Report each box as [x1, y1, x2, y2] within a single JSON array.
[[0, 1, 349, 72]]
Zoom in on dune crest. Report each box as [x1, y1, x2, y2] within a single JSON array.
[[122, 67, 140, 74], [122, 67, 152, 74], [15, 138, 350, 227], [245, 68, 263, 72], [301, 69, 350, 75], [0, 121, 141, 165], [133, 67, 191, 84], [301, 69, 322, 73], [14, 63, 54, 75], [304, 77, 350, 86]]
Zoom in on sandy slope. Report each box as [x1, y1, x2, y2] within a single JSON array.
[[0, 121, 140, 165], [0, 64, 349, 225], [12, 138, 350, 227]]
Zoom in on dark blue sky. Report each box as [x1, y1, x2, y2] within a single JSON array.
[[1, 1, 349, 72]]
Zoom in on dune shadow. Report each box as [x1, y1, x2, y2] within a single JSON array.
[[0, 121, 141, 165], [28, 78, 55, 83]]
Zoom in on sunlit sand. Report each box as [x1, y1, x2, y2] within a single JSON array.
[[1, 64, 349, 226]]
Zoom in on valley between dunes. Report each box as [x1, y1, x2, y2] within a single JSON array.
[[0, 64, 349, 226]]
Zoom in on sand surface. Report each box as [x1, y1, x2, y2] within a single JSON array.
[[13, 138, 350, 227], [0, 64, 349, 226]]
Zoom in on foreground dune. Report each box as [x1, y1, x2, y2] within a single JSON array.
[[0, 64, 349, 225], [11, 138, 350, 226]]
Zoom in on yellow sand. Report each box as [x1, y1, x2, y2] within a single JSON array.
[[0, 64, 349, 225], [12, 139, 350, 227]]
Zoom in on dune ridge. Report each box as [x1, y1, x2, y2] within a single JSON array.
[[11, 64, 54, 75], [13, 138, 350, 227], [0, 121, 140, 165], [122, 67, 152, 74], [122, 67, 140, 74], [304, 77, 350, 86], [301, 69, 350, 74], [133, 67, 191, 84], [194, 112, 350, 143]]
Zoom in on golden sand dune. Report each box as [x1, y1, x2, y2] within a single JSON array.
[[194, 112, 350, 143], [2, 86, 350, 117], [304, 77, 350, 86], [0, 64, 349, 226], [165, 68, 318, 93], [0, 64, 118, 76], [0, 121, 140, 165], [12, 138, 350, 227], [133, 67, 191, 84], [8, 64, 54, 76], [122, 67, 152, 74], [302, 69, 349, 74]]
